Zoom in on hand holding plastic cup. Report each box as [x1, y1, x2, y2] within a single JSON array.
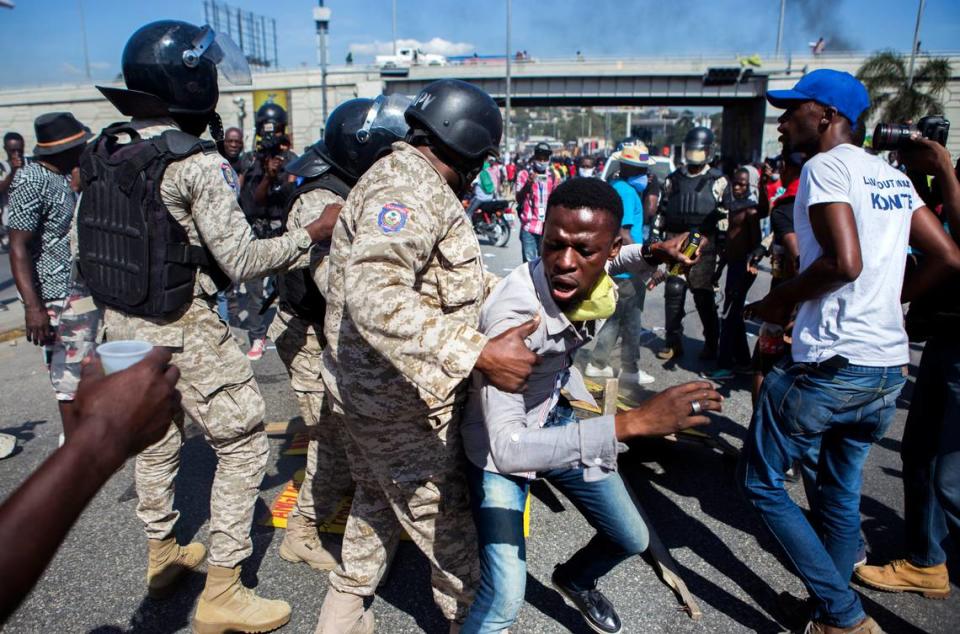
[[97, 340, 154, 375]]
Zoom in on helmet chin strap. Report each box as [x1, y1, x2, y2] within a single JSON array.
[[208, 112, 224, 142]]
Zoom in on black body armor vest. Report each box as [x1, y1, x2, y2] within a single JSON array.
[[77, 123, 228, 318], [276, 172, 351, 325], [663, 170, 720, 232]]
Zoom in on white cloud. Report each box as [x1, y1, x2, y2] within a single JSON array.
[[349, 37, 474, 58], [61, 61, 111, 75]]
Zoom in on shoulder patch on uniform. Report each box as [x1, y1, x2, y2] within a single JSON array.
[[220, 162, 239, 194], [377, 202, 410, 234]]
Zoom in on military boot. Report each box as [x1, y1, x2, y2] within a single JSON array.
[[854, 559, 950, 599], [314, 587, 374, 634], [147, 537, 206, 599], [278, 513, 340, 571], [192, 565, 291, 634], [797, 615, 884, 634]]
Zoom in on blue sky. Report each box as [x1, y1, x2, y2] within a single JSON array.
[[0, 0, 957, 87]]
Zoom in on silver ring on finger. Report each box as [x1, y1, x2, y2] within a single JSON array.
[[690, 400, 703, 415]]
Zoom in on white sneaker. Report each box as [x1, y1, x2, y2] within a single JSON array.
[[620, 369, 656, 385], [247, 338, 266, 361], [584, 362, 615, 378]]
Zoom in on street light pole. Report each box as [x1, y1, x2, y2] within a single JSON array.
[[775, 0, 785, 58], [906, 0, 926, 88], [504, 0, 512, 159], [314, 1, 332, 131], [392, 0, 398, 56], [78, 0, 91, 79]]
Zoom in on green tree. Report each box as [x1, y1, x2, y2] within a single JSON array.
[[856, 50, 951, 123]]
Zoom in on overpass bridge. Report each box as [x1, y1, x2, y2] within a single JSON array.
[[0, 52, 958, 162]]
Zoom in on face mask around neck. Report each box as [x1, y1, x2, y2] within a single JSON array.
[[563, 272, 617, 321]]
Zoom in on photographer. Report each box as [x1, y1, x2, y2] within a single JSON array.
[[237, 103, 298, 360], [855, 130, 960, 600]]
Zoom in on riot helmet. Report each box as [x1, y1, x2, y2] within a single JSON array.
[[97, 20, 251, 119], [404, 79, 502, 188], [286, 94, 411, 185], [255, 102, 288, 136], [683, 127, 715, 166]]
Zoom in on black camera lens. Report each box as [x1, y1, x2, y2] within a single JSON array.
[[872, 123, 913, 152]]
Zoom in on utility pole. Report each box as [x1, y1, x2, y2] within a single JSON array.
[[314, 1, 332, 131], [775, 0, 785, 58], [504, 0, 512, 159], [906, 0, 926, 88], [392, 0, 398, 55]]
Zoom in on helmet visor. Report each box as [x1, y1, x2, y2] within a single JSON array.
[[184, 26, 252, 86], [357, 94, 412, 143]]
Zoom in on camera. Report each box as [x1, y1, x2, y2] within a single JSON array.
[[873, 115, 950, 152], [256, 132, 288, 159]]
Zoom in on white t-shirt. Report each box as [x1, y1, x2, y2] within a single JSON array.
[[792, 144, 921, 366]]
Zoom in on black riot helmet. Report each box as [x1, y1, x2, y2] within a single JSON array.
[[255, 102, 288, 135], [683, 126, 715, 166], [97, 20, 251, 118], [286, 95, 412, 185], [405, 79, 502, 165]]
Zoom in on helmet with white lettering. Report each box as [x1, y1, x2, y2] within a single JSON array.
[[404, 79, 502, 165]]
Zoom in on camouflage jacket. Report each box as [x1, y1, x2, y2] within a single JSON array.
[[320, 141, 492, 422]]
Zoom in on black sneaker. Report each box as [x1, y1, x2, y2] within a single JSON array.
[[551, 567, 622, 634]]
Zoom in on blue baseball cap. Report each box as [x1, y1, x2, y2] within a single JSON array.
[[766, 69, 870, 123]]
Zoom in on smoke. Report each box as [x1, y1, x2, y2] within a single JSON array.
[[791, 0, 858, 52]]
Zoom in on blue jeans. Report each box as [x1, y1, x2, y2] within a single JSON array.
[[901, 338, 960, 566], [589, 277, 646, 373], [519, 229, 542, 263], [739, 361, 905, 628], [462, 404, 649, 633]]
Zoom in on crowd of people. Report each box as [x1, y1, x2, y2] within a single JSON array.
[[1, 18, 960, 634]]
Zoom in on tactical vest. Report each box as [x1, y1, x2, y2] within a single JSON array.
[[275, 172, 351, 325], [77, 123, 228, 318], [663, 170, 720, 232]]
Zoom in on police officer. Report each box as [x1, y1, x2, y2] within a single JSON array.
[[79, 21, 340, 633], [656, 126, 727, 361], [314, 79, 539, 633], [271, 95, 411, 572]]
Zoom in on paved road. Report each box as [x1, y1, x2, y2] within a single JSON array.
[[0, 228, 957, 633]]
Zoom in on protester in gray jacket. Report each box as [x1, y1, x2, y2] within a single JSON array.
[[459, 177, 723, 634]]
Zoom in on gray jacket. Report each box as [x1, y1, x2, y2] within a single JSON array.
[[460, 245, 654, 481]]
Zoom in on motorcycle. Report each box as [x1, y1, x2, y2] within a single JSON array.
[[464, 198, 512, 248]]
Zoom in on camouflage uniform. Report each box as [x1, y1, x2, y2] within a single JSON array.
[[268, 187, 353, 524], [99, 119, 314, 568], [320, 141, 493, 621]]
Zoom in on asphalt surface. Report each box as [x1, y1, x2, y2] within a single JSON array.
[[1, 228, 957, 634]]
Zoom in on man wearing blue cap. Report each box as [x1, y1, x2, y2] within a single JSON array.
[[739, 69, 960, 633]]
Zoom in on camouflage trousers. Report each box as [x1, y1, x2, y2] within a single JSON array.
[[269, 308, 353, 524], [328, 407, 479, 622], [104, 298, 269, 568], [44, 290, 101, 401]]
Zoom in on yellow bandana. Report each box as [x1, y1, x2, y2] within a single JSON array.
[[564, 272, 617, 321]]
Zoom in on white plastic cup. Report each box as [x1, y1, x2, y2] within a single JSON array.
[[97, 340, 153, 375]]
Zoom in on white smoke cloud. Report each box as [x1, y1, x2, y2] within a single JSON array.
[[349, 37, 475, 58]]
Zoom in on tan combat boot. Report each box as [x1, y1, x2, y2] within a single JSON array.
[[278, 513, 340, 571], [854, 559, 950, 599], [192, 565, 291, 634], [799, 615, 884, 634], [314, 587, 374, 634], [147, 537, 206, 599]]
